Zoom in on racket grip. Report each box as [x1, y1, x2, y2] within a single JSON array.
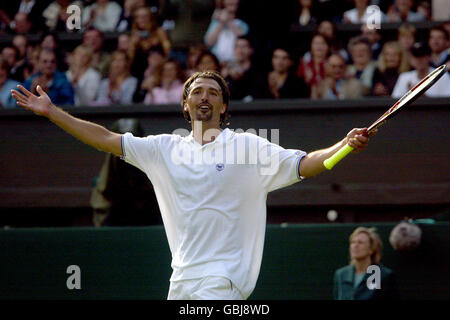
[[323, 144, 354, 170]]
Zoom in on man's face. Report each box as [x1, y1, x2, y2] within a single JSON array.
[[83, 30, 102, 52], [234, 39, 253, 62], [38, 51, 57, 77], [272, 49, 292, 73], [327, 55, 346, 80], [184, 78, 226, 125], [429, 30, 448, 54], [1, 48, 16, 67], [351, 43, 371, 66], [350, 233, 373, 262], [396, 0, 412, 14]]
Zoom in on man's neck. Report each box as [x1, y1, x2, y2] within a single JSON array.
[[191, 121, 222, 145]]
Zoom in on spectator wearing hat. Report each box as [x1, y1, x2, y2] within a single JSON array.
[[392, 42, 450, 98]]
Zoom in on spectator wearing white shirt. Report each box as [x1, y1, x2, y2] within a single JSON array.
[[343, 0, 387, 24], [82, 0, 122, 32], [392, 42, 450, 98], [66, 45, 101, 106], [204, 0, 249, 64]]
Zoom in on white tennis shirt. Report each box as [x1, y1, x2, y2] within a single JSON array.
[[121, 128, 306, 298]]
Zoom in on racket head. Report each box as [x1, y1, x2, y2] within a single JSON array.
[[367, 64, 447, 133]]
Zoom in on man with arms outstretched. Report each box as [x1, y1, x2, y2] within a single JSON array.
[[11, 71, 371, 300]]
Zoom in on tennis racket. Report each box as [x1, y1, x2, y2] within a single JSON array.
[[323, 64, 448, 170]]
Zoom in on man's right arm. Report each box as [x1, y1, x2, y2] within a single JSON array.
[[48, 106, 123, 156], [11, 85, 123, 157]]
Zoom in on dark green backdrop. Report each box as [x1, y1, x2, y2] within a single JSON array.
[[1, 222, 448, 300]]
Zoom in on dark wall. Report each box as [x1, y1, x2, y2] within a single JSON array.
[[1, 222, 449, 300], [1, 98, 449, 212]]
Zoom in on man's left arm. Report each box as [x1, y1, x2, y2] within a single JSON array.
[[299, 128, 371, 178]]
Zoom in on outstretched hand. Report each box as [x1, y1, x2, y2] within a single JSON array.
[[11, 85, 53, 118], [346, 128, 377, 153]]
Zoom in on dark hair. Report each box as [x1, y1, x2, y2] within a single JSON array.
[[195, 50, 221, 72], [429, 25, 449, 41], [348, 35, 371, 52], [181, 71, 230, 126]]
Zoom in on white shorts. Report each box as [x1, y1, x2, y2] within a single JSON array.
[[167, 276, 244, 300]]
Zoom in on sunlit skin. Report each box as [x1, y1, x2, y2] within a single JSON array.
[[183, 78, 226, 145]]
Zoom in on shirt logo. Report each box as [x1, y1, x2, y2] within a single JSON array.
[[216, 163, 225, 171]]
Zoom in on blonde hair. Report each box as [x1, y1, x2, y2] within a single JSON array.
[[349, 227, 382, 265], [398, 23, 416, 38], [70, 45, 93, 72], [377, 41, 410, 73]]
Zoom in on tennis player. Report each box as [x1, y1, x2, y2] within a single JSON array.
[[11, 71, 370, 300]]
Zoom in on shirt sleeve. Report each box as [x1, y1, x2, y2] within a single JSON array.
[[121, 132, 160, 174], [256, 136, 306, 193]]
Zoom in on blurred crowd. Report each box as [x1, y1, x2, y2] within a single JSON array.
[[0, 0, 449, 109]]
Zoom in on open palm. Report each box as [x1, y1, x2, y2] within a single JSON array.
[[11, 85, 53, 117]]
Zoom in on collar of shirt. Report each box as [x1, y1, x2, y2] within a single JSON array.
[[184, 127, 233, 148]]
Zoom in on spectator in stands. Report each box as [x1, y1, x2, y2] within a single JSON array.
[[66, 45, 101, 106], [343, 0, 387, 24], [397, 23, 416, 60], [133, 46, 166, 103], [128, 7, 171, 80], [82, 0, 122, 32], [313, 53, 364, 99], [416, 1, 431, 20], [117, 33, 131, 53], [251, 47, 309, 100], [428, 25, 449, 69], [116, 0, 147, 32], [298, 33, 330, 98], [292, 0, 319, 27], [361, 24, 383, 60], [11, 12, 32, 34], [195, 50, 221, 73], [371, 41, 410, 96], [40, 32, 68, 72], [23, 45, 41, 80], [333, 227, 399, 300], [43, 0, 83, 32], [204, 0, 249, 64], [144, 58, 185, 105], [387, 0, 425, 22], [11, 35, 29, 82], [185, 44, 206, 77], [317, 20, 348, 62], [1, 45, 26, 83], [23, 48, 74, 106], [392, 42, 450, 98], [95, 50, 137, 106], [6, 0, 48, 32], [12, 34, 28, 65], [83, 27, 111, 78], [222, 35, 255, 100], [0, 59, 20, 108], [347, 36, 377, 96]]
